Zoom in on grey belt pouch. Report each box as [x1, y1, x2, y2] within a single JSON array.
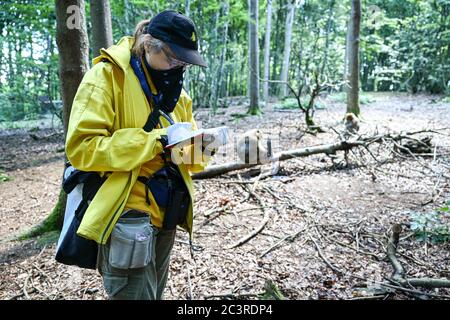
[[109, 217, 153, 269]]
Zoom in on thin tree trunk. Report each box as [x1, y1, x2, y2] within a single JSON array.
[[90, 0, 113, 57], [185, 0, 190, 17], [7, 28, 14, 85], [343, 8, 351, 91], [248, 0, 260, 115], [123, 0, 131, 35], [346, 0, 361, 115], [211, 2, 229, 111], [280, 0, 296, 98], [184, 0, 191, 93], [263, 0, 273, 107], [209, 9, 222, 110], [320, 0, 335, 76], [271, 4, 283, 96]]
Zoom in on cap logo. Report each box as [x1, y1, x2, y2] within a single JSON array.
[[191, 32, 196, 42]]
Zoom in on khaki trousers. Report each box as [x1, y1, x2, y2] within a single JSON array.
[[97, 211, 176, 300]]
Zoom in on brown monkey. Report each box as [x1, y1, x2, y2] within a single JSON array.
[[343, 112, 360, 138], [236, 129, 272, 164]]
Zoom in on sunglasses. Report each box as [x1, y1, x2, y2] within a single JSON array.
[[161, 46, 192, 69]]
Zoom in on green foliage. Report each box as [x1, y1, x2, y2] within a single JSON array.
[[276, 97, 327, 110], [409, 203, 450, 244], [438, 199, 450, 213], [361, 0, 450, 94], [278, 98, 298, 109], [230, 113, 249, 120], [0, 170, 11, 183], [0, 0, 58, 122], [259, 279, 287, 300], [0, 114, 59, 130], [0, 0, 448, 123], [328, 92, 376, 104]]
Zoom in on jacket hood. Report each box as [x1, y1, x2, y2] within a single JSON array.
[[93, 36, 135, 72]]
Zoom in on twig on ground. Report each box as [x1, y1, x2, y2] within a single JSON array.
[[204, 291, 266, 299], [308, 234, 343, 275], [259, 227, 308, 258], [227, 209, 270, 249]]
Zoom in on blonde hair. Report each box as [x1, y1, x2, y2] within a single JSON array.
[[131, 19, 166, 57]]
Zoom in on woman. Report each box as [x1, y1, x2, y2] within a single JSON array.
[[65, 10, 213, 300]]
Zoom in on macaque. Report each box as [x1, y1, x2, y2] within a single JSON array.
[[343, 112, 360, 138], [236, 129, 272, 164]]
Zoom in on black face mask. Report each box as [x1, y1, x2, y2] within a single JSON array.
[[143, 57, 184, 114]]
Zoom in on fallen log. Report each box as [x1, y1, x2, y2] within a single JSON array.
[[192, 128, 449, 179], [192, 140, 363, 179]]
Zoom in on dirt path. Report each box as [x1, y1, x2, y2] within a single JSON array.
[[0, 93, 449, 300]]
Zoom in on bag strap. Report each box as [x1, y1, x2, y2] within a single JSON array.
[[129, 55, 175, 132]]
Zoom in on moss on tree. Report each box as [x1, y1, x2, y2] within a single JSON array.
[[18, 190, 66, 240]]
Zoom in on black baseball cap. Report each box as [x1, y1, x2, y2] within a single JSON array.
[[146, 10, 207, 68]]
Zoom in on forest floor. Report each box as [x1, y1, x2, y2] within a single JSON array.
[[0, 92, 449, 300]]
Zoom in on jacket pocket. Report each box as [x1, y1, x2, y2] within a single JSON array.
[[109, 218, 153, 269]]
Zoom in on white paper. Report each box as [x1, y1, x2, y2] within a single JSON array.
[[166, 125, 229, 149]]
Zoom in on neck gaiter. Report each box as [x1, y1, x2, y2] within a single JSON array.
[[143, 57, 184, 114]]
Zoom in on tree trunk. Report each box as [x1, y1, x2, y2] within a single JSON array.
[[263, 0, 273, 107], [56, 0, 90, 138], [320, 0, 335, 76], [342, 14, 351, 92], [208, 9, 222, 111], [248, 0, 260, 115], [346, 0, 361, 115], [183, 0, 191, 93], [90, 0, 113, 57], [271, 4, 283, 96], [7, 28, 14, 85], [210, 2, 229, 111], [21, 0, 91, 238], [185, 0, 190, 17], [279, 0, 296, 98], [123, 0, 131, 35]]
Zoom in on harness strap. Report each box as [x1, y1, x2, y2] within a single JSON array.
[[137, 176, 152, 205]]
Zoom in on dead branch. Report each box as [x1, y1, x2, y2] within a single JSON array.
[[309, 234, 343, 275], [227, 185, 271, 249], [193, 129, 449, 179], [350, 294, 389, 300], [227, 209, 270, 249], [193, 140, 361, 179], [204, 291, 266, 299], [387, 223, 450, 289], [186, 266, 193, 300], [387, 224, 405, 281], [259, 227, 308, 258], [347, 274, 450, 299], [22, 275, 31, 300]]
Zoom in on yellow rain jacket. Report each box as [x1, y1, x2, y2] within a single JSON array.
[[66, 36, 209, 245]]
